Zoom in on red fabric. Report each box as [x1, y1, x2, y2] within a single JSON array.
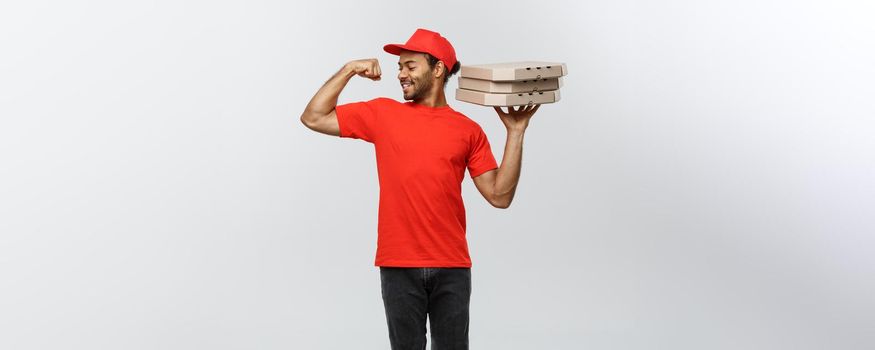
[[383, 28, 457, 71], [335, 97, 498, 267]]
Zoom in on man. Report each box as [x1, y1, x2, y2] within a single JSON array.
[[299, 28, 539, 350]]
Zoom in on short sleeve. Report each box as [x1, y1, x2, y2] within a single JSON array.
[[335, 98, 381, 143], [467, 127, 498, 178]]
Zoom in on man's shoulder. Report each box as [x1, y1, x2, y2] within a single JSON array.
[[445, 108, 486, 132]]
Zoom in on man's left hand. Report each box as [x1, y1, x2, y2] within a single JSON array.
[[494, 104, 540, 132]]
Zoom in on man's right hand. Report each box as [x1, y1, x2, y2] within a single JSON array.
[[346, 59, 382, 81]]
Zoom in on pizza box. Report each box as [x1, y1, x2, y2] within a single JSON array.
[[459, 61, 567, 81], [458, 76, 563, 93], [455, 88, 561, 107]]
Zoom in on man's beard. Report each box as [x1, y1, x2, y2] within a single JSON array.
[[404, 74, 434, 101]]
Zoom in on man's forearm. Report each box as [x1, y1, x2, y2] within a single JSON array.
[[493, 129, 526, 207], [302, 64, 355, 120]]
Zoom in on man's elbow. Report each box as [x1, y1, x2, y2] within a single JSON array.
[[300, 111, 315, 128], [490, 197, 511, 209], [300, 110, 326, 131]]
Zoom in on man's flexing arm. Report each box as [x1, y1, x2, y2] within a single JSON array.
[[300, 59, 382, 136], [472, 104, 540, 209]]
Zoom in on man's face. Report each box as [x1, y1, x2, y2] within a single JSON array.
[[397, 50, 435, 101]]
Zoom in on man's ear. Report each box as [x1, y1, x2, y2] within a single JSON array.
[[433, 61, 445, 80]]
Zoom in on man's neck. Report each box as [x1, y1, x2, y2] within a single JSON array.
[[413, 89, 448, 108]]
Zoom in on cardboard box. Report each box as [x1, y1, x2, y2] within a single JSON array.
[[458, 76, 563, 93], [455, 88, 561, 107], [459, 61, 567, 81]]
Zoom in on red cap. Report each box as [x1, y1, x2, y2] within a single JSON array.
[[384, 28, 458, 72]]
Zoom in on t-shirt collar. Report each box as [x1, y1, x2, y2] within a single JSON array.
[[406, 101, 453, 111]]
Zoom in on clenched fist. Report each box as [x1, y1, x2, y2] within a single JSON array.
[[345, 58, 382, 81]]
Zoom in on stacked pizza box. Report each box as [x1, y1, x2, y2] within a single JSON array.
[[455, 61, 567, 107]]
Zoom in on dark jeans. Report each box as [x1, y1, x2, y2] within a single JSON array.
[[379, 267, 472, 350]]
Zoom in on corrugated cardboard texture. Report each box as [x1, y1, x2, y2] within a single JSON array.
[[458, 77, 563, 93], [459, 61, 567, 81], [455, 88, 561, 106]]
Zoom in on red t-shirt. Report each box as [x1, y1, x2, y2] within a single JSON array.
[[335, 97, 498, 267]]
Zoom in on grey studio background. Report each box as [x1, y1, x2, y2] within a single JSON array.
[[1, 0, 873, 349]]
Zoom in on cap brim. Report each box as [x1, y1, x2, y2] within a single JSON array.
[[383, 44, 405, 55], [384, 43, 428, 56]]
